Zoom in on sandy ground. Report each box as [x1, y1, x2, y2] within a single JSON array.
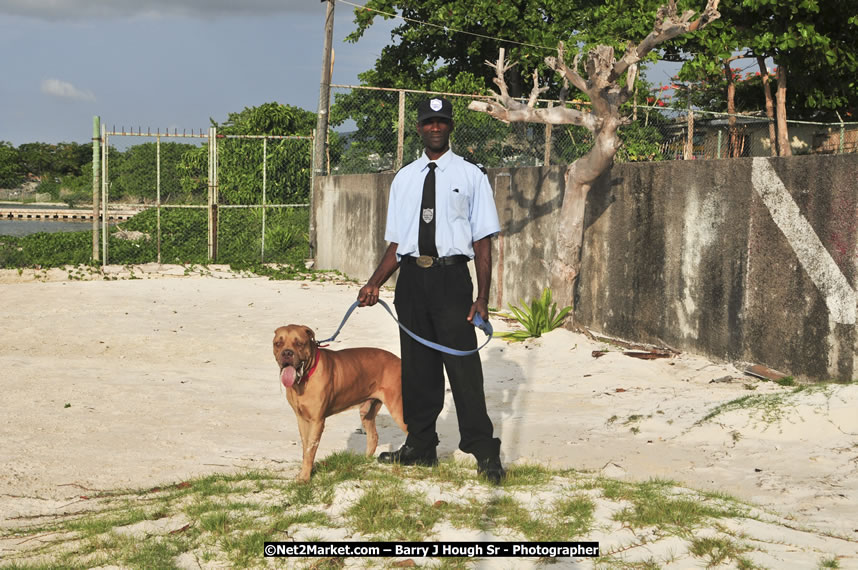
[[1, 264, 857, 567]]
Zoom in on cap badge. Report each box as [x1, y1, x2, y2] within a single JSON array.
[[429, 99, 443, 111]]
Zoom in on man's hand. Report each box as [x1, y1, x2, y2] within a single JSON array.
[[358, 284, 380, 307], [358, 243, 400, 307], [467, 297, 489, 323]]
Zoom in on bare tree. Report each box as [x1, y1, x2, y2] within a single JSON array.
[[469, 0, 720, 312]]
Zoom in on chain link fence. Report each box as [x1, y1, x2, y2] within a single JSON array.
[[213, 134, 312, 266], [100, 130, 312, 266], [328, 85, 858, 173]]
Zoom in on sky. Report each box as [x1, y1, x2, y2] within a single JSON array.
[[0, 1, 685, 148], [0, 0, 396, 146]]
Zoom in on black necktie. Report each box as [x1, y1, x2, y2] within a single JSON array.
[[418, 162, 438, 257]]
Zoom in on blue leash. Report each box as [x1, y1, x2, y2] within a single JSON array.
[[318, 299, 493, 356]]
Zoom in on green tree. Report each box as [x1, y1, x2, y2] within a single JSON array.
[[178, 103, 316, 205], [329, 76, 401, 173], [737, 0, 857, 116], [330, 71, 517, 171], [17, 143, 55, 177], [52, 142, 91, 176], [111, 142, 198, 203], [17, 142, 90, 177], [653, 0, 858, 154], [434, 73, 525, 166], [13, 141, 92, 198], [339, 0, 695, 170], [347, 0, 599, 97], [0, 142, 24, 188]]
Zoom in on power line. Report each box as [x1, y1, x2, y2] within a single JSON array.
[[338, 0, 559, 53], [337, 0, 715, 71]]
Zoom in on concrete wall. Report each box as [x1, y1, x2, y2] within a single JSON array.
[[313, 154, 858, 381], [314, 172, 394, 282]]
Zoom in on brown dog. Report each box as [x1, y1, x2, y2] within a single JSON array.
[[273, 324, 406, 481]]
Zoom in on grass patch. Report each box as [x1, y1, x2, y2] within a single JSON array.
[[1, 453, 836, 569], [586, 478, 748, 538], [344, 480, 442, 541], [775, 376, 796, 387], [554, 494, 596, 537], [819, 556, 841, 568], [499, 462, 557, 487], [617, 497, 746, 536], [689, 535, 751, 566], [698, 382, 844, 426]]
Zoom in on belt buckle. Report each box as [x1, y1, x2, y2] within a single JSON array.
[[416, 255, 434, 268]]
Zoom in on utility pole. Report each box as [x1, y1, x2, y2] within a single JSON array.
[[311, 0, 335, 259], [313, 0, 335, 178]]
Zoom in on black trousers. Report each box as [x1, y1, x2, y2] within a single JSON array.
[[394, 260, 501, 461]]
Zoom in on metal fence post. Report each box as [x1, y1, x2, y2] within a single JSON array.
[[309, 130, 316, 260], [156, 134, 161, 264], [717, 129, 723, 159], [101, 125, 109, 266], [838, 112, 846, 155], [396, 90, 405, 171], [262, 136, 267, 263], [544, 102, 553, 166], [685, 107, 694, 160], [92, 116, 100, 263], [208, 126, 218, 262]]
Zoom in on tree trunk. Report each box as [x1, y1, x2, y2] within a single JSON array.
[[725, 62, 739, 157], [757, 56, 777, 156], [508, 67, 523, 99], [548, 178, 589, 308], [549, 120, 622, 309], [685, 103, 695, 160], [775, 64, 791, 156], [469, 1, 722, 313]]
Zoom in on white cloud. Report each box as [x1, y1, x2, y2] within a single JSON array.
[[41, 79, 96, 102], [0, 0, 320, 21]]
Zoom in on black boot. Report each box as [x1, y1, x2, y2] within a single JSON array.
[[477, 456, 505, 485], [378, 444, 438, 467]]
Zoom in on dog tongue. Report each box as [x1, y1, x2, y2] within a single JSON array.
[[280, 366, 297, 388]]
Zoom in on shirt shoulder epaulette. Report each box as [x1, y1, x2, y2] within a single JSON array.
[[463, 156, 487, 175]]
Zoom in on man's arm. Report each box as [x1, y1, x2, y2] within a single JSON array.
[[467, 236, 492, 322], [358, 242, 400, 306]]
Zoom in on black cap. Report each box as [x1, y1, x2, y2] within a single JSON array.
[[417, 97, 453, 123]]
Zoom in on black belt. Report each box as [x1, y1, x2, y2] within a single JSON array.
[[402, 254, 470, 268]]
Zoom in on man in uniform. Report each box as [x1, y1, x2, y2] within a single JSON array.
[[357, 97, 504, 484]]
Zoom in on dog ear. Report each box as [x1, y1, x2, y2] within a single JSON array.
[[305, 327, 315, 342]]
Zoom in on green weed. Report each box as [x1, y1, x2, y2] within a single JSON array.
[[494, 287, 572, 342]]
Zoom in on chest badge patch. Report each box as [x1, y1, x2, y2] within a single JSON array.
[[422, 208, 434, 223]]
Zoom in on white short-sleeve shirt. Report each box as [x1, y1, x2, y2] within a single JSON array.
[[384, 149, 500, 259]]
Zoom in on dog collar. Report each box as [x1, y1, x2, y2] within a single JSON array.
[[301, 348, 322, 383]]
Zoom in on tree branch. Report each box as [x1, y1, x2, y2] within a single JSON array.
[[485, 47, 518, 104], [612, 0, 720, 81], [527, 68, 549, 108], [472, 2, 719, 135], [546, 42, 589, 95], [468, 99, 599, 130]]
